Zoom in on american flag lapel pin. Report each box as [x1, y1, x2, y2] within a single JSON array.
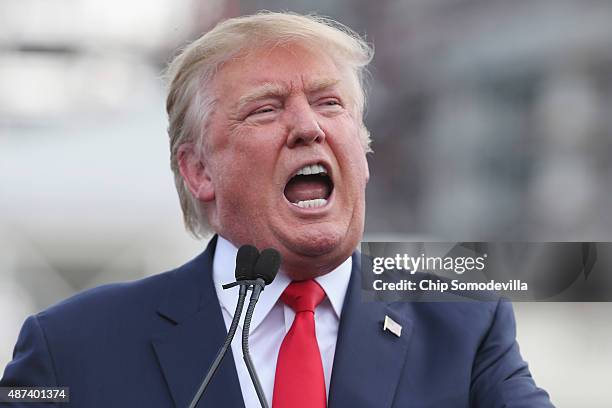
[[383, 315, 402, 337]]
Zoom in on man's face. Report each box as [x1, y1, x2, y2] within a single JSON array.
[[195, 44, 369, 278]]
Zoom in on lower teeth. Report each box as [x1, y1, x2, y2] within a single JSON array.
[[293, 198, 327, 208]]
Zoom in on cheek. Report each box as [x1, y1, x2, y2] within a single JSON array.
[[329, 129, 369, 183], [228, 122, 287, 159], [352, 156, 369, 192], [347, 153, 369, 197], [214, 140, 279, 196]]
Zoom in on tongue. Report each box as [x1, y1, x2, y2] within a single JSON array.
[[284, 175, 331, 203]]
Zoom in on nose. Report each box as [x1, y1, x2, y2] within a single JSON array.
[[285, 103, 326, 148]]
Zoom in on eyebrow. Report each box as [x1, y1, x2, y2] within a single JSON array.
[[235, 78, 341, 112], [305, 78, 341, 94]]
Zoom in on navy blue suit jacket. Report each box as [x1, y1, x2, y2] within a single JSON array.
[[1, 237, 553, 407]]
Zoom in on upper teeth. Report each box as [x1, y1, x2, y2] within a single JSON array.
[[295, 164, 327, 176]]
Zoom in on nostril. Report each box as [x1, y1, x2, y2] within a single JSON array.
[[287, 126, 325, 148]]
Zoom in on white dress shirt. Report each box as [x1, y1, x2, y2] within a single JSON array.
[[212, 236, 352, 408]]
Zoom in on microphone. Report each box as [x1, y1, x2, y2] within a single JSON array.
[[242, 248, 281, 408], [188, 244, 260, 408]]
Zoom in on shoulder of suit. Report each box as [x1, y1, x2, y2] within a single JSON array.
[[34, 270, 171, 328], [32, 249, 209, 336], [36, 246, 212, 321]]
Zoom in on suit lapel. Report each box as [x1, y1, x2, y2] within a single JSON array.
[[152, 236, 245, 408], [329, 253, 413, 408]]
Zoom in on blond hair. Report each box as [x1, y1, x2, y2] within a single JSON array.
[[166, 11, 374, 238]]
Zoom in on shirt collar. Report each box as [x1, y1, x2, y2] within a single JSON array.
[[212, 236, 352, 331], [314, 257, 351, 318]]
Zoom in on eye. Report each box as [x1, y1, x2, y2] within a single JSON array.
[[318, 98, 342, 107], [251, 106, 276, 116]]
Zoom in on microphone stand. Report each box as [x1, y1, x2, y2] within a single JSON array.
[[242, 278, 269, 408], [188, 281, 252, 408], [190, 246, 278, 408]]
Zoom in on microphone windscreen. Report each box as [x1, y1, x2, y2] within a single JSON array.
[[235, 245, 260, 281], [253, 248, 281, 285]]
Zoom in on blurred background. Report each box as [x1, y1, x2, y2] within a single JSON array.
[[1, 0, 611, 406]]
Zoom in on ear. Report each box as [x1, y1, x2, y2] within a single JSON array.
[[177, 143, 215, 202]]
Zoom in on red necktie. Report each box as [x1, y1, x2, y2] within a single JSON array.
[[272, 280, 326, 408]]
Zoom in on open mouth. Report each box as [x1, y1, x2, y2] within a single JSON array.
[[283, 163, 334, 209]]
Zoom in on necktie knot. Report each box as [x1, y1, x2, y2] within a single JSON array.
[[281, 280, 325, 313]]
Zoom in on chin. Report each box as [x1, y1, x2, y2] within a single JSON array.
[[278, 220, 343, 252], [293, 232, 342, 256], [265, 215, 364, 276], [280, 238, 352, 280], [280, 223, 358, 271]]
